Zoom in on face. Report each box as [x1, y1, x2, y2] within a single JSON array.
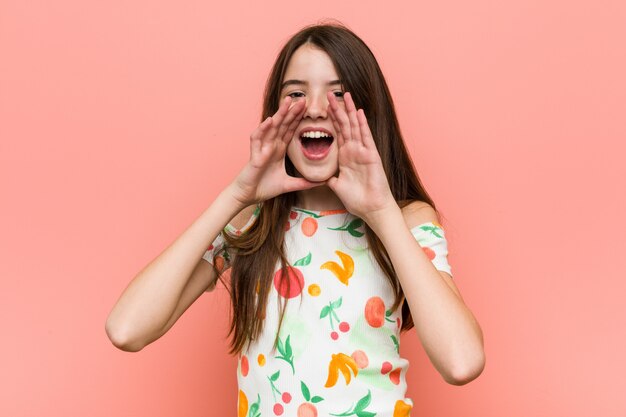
[[281, 44, 347, 182]]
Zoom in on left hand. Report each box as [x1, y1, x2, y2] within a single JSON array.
[[325, 91, 398, 222]]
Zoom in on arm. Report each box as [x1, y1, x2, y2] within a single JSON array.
[[105, 96, 322, 352], [366, 202, 485, 386], [105, 187, 247, 352], [324, 91, 485, 385]]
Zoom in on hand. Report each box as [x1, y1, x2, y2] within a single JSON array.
[[229, 96, 325, 206], [325, 91, 398, 221]]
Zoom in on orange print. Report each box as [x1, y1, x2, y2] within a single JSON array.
[[308, 283, 321, 296], [364, 297, 386, 328], [319, 209, 347, 216], [301, 217, 318, 236]]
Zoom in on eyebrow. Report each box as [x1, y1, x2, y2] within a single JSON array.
[[280, 79, 343, 90]]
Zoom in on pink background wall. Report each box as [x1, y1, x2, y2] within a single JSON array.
[[1, 0, 625, 415]]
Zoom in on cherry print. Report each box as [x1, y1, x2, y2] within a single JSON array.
[[289, 210, 298, 219], [282, 392, 292, 403], [339, 321, 350, 332], [381, 361, 392, 374], [330, 331, 339, 340], [273, 402, 284, 415]]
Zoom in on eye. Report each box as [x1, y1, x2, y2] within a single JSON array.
[[333, 90, 345, 99], [287, 92, 305, 99]]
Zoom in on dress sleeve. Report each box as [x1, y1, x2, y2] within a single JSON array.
[[410, 221, 453, 277], [201, 204, 261, 271], [201, 231, 232, 271]]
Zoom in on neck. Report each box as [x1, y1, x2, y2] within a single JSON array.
[[294, 185, 345, 211]]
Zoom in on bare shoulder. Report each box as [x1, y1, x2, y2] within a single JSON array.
[[400, 200, 440, 229], [228, 204, 259, 231]]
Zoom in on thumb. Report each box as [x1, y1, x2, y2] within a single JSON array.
[[326, 175, 339, 192]]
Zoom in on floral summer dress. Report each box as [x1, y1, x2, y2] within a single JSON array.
[[202, 204, 453, 417]]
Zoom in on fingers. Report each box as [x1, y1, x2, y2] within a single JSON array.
[[268, 97, 305, 144], [356, 108, 376, 149], [279, 100, 306, 144], [343, 92, 363, 144], [327, 98, 345, 147], [250, 116, 273, 154], [328, 91, 366, 146]]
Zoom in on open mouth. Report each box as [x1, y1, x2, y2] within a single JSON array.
[[299, 131, 334, 159]]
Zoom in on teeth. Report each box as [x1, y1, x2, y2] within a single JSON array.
[[301, 131, 331, 138]]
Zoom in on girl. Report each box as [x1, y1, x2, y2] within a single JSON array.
[[106, 22, 485, 417]]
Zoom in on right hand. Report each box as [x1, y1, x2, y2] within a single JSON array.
[[229, 96, 325, 206]]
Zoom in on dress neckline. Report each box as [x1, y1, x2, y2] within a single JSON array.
[[291, 206, 350, 218]]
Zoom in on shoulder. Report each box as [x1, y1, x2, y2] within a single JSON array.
[[400, 200, 440, 230]]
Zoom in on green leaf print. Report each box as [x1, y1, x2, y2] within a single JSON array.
[[418, 223, 443, 238], [329, 218, 365, 237], [267, 371, 282, 403], [276, 334, 295, 374], [248, 394, 261, 417], [300, 381, 311, 402], [294, 252, 312, 266], [329, 389, 375, 416], [390, 335, 399, 353], [285, 335, 293, 358], [300, 380, 325, 404], [320, 297, 343, 331], [293, 208, 322, 218], [354, 390, 372, 412], [385, 309, 395, 323]]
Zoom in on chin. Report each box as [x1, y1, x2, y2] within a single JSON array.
[[291, 165, 338, 183]]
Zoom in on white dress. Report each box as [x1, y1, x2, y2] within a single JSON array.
[[203, 205, 453, 417]]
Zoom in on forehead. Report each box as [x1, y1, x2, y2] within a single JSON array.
[[282, 44, 339, 81]]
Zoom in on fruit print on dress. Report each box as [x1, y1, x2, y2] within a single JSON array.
[[328, 217, 365, 237], [275, 334, 295, 374], [238, 390, 261, 417], [263, 368, 297, 416], [274, 252, 310, 299], [324, 352, 359, 387], [319, 296, 351, 340], [299, 380, 324, 417], [221, 204, 453, 416], [320, 250, 355, 286], [329, 389, 376, 417]]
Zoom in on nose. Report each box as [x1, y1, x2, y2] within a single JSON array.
[[304, 93, 328, 120]]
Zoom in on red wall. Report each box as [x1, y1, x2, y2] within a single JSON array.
[[1, 0, 625, 415]]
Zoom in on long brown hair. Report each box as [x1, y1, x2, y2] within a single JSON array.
[[212, 22, 443, 355]]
